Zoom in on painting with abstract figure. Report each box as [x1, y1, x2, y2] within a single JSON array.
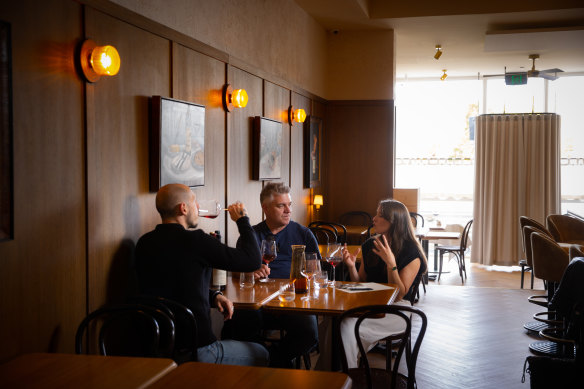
[[253, 116, 282, 180], [150, 96, 205, 190]]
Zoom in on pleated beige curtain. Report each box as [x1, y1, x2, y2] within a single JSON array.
[[472, 114, 561, 266]]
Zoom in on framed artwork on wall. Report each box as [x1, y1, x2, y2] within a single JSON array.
[[304, 116, 322, 188], [0, 20, 13, 241], [150, 96, 205, 191], [253, 116, 282, 180]]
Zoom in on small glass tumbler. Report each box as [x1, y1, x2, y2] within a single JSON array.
[[239, 272, 255, 288], [278, 282, 296, 303]]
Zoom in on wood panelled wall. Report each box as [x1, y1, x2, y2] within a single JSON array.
[[0, 0, 320, 362], [323, 101, 395, 221]]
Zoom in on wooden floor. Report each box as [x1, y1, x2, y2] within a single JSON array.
[[372, 260, 546, 388]]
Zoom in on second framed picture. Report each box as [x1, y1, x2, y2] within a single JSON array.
[[253, 116, 282, 180], [304, 116, 322, 188]]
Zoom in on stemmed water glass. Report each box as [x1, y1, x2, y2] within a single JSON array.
[[301, 253, 321, 300], [260, 238, 277, 283], [326, 243, 343, 287]]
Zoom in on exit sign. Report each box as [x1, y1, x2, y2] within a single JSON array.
[[505, 72, 528, 85]]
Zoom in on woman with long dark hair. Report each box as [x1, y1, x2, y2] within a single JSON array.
[[340, 199, 427, 368]]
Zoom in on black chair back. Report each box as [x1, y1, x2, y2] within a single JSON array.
[[75, 304, 174, 358], [409, 212, 425, 228], [130, 295, 198, 363], [309, 221, 347, 244], [460, 219, 473, 251], [310, 226, 337, 245], [337, 305, 427, 389]]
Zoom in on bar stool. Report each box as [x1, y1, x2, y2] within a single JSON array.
[[523, 226, 551, 334], [529, 232, 570, 357], [518, 216, 549, 289]]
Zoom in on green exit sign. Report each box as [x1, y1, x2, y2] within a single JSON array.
[[505, 72, 528, 85]]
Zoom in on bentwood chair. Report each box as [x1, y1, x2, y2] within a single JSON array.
[[309, 221, 348, 244], [129, 295, 198, 363], [75, 304, 174, 357], [435, 219, 473, 283], [409, 212, 425, 228], [337, 305, 427, 389], [310, 226, 338, 245]]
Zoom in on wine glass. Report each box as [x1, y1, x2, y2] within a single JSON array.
[[301, 253, 321, 300], [326, 243, 343, 287], [260, 238, 277, 283], [197, 200, 223, 219]]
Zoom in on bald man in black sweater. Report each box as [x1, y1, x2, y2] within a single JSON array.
[[135, 183, 268, 366]]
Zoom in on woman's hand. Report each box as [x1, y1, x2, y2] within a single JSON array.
[[342, 244, 361, 270], [372, 235, 397, 268]]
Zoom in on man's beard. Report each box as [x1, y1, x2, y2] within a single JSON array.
[[188, 221, 198, 229]]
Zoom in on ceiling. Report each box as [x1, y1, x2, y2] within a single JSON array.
[[294, 0, 584, 80]]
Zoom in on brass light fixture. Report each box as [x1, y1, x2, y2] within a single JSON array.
[[79, 39, 121, 82], [222, 84, 248, 112], [288, 106, 306, 124], [440, 69, 448, 81], [434, 45, 443, 60]]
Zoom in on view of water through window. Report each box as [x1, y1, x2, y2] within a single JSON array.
[[395, 76, 584, 227]]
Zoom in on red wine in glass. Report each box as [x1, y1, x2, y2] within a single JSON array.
[[326, 243, 343, 287], [262, 253, 276, 264], [260, 239, 277, 282]]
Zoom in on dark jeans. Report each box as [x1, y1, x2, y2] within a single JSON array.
[[222, 309, 318, 368]]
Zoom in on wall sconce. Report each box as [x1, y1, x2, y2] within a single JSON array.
[[222, 84, 248, 112], [434, 45, 443, 60], [440, 69, 448, 81], [288, 106, 306, 125], [313, 195, 323, 209], [79, 39, 121, 83]]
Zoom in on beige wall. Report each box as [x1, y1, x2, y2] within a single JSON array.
[[111, 0, 329, 98], [326, 30, 395, 100]]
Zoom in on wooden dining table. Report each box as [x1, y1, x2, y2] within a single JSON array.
[[145, 361, 352, 389], [0, 353, 176, 388], [224, 275, 398, 370], [416, 227, 461, 271]]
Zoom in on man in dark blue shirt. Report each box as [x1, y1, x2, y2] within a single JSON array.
[[226, 182, 320, 368]]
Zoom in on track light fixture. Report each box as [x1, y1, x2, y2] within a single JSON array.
[[440, 69, 447, 81], [434, 45, 443, 60]]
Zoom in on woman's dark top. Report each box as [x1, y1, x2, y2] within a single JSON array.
[[362, 236, 426, 301], [135, 217, 261, 347]]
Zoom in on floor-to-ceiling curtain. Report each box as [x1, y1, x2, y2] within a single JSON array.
[[472, 114, 560, 266]]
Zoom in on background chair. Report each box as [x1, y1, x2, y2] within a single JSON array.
[[75, 304, 174, 357], [435, 219, 473, 283], [409, 212, 424, 228], [129, 295, 198, 363], [337, 304, 427, 389], [519, 216, 551, 289], [308, 221, 347, 244], [310, 226, 338, 245], [339, 211, 373, 227], [529, 231, 571, 357], [546, 214, 584, 245]]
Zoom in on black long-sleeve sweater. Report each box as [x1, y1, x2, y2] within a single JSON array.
[[135, 217, 261, 347]]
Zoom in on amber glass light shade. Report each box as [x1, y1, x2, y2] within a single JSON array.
[[294, 108, 306, 123], [231, 89, 248, 108], [90, 45, 121, 76]]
